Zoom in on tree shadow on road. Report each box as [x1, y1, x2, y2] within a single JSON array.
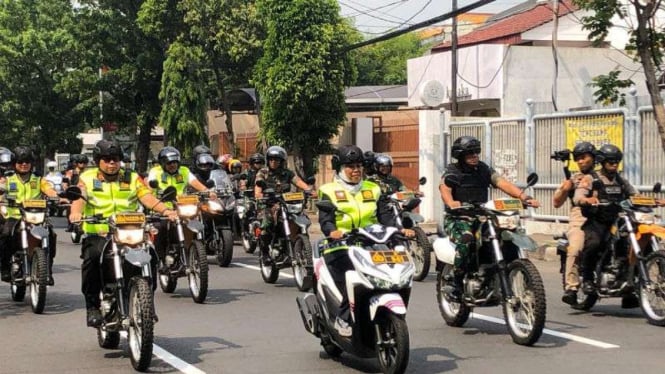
[[158, 287, 263, 305], [321, 346, 470, 373], [0, 290, 84, 319]]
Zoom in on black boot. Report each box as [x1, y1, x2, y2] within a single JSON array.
[[621, 293, 640, 309], [86, 308, 103, 327], [0, 260, 10, 282], [562, 289, 578, 306]]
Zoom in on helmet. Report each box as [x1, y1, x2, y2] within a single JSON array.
[[158, 146, 181, 168], [228, 159, 242, 173], [596, 144, 623, 164], [572, 142, 596, 158], [92, 139, 123, 163], [70, 154, 89, 164], [451, 136, 481, 160], [218, 153, 232, 167], [265, 146, 287, 162], [0, 147, 15, 165], [46, 161, 57, 169], [14, 146, 36, 163], [193, 145, 211, 159], [331, 145, 364, 172], [363, 151, 376, 175], [374, 154, 393, 175], [195, 153, 215, 171], [249, 153, 265, 165]]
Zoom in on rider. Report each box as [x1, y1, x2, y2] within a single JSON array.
[[227, 158, 243, 196], [318, 145, 414, 337], [44, 161, 64, 192], [147, 146, 216, 271], [552, 142, 596, 305], [239, 153, 265, 192], [439, 136, 540, 300], [190, 145, 218, 185], [64, 154, 89, 187], [69, 139, 178, 327], [573, 144, 639, 305], [0, 147, 14, 276], [0, 146, 62, 284]]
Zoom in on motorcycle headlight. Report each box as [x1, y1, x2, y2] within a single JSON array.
[[177, 204, 199, 218], [207, 200, 223, 212], [634, 212, 656, 224], [114, 228, 144, 246], [365, 273, 395, 290], [497, 215, 520, 229], [286, 203, 303, 214], [24, 211, 45, 224]]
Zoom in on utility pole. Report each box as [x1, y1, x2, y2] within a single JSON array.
[[451, 0, 459, 116], [551, 0, 559, 111]]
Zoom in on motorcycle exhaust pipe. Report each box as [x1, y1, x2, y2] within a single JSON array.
[[296, 294, 319, 336]]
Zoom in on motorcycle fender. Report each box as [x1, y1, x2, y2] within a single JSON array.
[[501, 230, 538, 251], [432, 237, 456, 265], [30, 226, 49, 240], [124, 249, 152, 267], [636, 224, 665, 240], [403, 211, 424, 224], [293, 215, 311, 229], [187, 219, 205, 234], [369, 294, 407, 320]]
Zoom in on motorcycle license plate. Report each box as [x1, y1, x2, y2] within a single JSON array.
[[370, 251, 409, 265], [114, 212, 146, 224], [283, 192, 304, 201], [23, 200, 47, 209], [177, 195, 199, 205], [493, 199, 522, 211], [393, 191, 415, 201], [631, 196, 657, 206]]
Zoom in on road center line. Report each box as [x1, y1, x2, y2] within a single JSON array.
[[469, 313, 620, 349], [232, 262, 295, 278], [120, 332, 206, 373]]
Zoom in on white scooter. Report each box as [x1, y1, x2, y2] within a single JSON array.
[[296, 200, 414, 374]]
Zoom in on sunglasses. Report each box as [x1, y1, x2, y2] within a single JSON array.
[[16, 160, 31, 164], [605, 160, 620, 165], [101, 156, 120, 163], [344, 163, 363, 170]]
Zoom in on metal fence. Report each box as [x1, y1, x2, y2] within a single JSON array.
[[446, 91, 665, 221]]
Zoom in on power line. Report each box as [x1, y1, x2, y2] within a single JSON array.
[[340, 0, 412, 26], [342, 0, 408, 23]]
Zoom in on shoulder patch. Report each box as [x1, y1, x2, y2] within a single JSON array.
[[334, 190, 348, 202], [362, 190, 375, 201]]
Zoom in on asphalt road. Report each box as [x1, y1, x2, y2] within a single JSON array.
[[1, 217, 664, 374]]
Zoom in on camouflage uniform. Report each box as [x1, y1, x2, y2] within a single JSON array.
[[255, 166, 297, 230]]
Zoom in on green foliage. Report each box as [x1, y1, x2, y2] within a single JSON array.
[[589, 70, 634, 106], [253, 0, 354, 176], [353, 33, 428, 85]]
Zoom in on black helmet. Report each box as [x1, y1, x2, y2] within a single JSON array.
[[249, 152, 265, 165], [158, 146, 181, 168], [92, 140, 123, 163], [13, 146, 35, 163], [266, 146, 287, 162], [363, 151, 376, 175], [332, 145, 364, 172], [70, 154, 89, 164], [451, 136, 481, 159], [596, 144, 623, 164], [192, 145, 211, 159], [195, 153, 215, 171], [374, 154, 393, 175], [572, 142, 596, 158]]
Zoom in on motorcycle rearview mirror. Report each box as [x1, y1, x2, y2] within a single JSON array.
[[443, 174, 461, 188], [315, 200, 337, 213], [419, 177, 427, 185], [160, 186, 177, 202], [148, 179, 159, 189], [305, 176, 316, 185], [205, 179, 215, 189], [403, 198, 421, 211], [653, 182, 662, 193], [64, 186, 83, 201], [526, 172, 539, 188]]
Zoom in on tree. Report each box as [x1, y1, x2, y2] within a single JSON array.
[[253, 0, 356, 177], [0, 0, 83, 159], [575, 0, 665, 153], [353, 32, 428, 85]]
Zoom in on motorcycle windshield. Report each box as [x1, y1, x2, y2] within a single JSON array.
[[208, 170, 234, 193]]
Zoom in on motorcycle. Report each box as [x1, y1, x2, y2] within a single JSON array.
[[297, 200, 414, 374], [567, 184, 665, 325], [236, 189, 260, 254], [65, 186, 158, 372], [386, 177, 432, 281], [0, 197, 56, 314], [200, 169, 236, 267], [432, 173, 546, 346], [151, 184, 209, 304], [256, 178, 315, 291], [45, 175, 67, 217]]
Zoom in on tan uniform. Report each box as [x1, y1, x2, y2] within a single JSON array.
[[564, 172, 587, 291]]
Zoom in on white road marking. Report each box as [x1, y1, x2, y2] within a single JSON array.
[[469, 313, 620, 349], [232, 262, 295, 278], [120, 332, 207, 373]]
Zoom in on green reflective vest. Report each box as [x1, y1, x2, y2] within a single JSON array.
[[3, 173, 45, 219], [318, 179, 380, 233], [149, 165, 191, 208]]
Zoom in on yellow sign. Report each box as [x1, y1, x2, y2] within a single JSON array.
[[23, 200, 46, 209], [177, 195, 199, 205], [565, 115, 623, 171], [493, 199, 522, 211], [394, 191, 415, 201], [115, 213, 146, 224], [631, 196, 657, 206], [283, 192, 304, 202], [370, 251, 409, 264]]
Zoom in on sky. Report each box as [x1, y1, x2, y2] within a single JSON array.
[[339, 0, 530, 35]]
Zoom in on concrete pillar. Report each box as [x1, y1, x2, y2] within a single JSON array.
[[419, 110, 445, 223]]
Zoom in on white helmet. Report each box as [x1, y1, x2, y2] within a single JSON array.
[[46, 161, 57, 168]]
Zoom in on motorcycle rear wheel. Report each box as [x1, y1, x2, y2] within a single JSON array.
[[188, 240, 208, 303], [260, 255, 279, 284], [639, 250, 665, 326], [70, 230, 82, 244], [292, 234, 314, 292], [216, 229, 234, 267], [503, 259, 546, 346], [97, 328, 120, 349], [242, 227, 257, 254], [411, 227, 432, 282], [128, 277, 155, 372], [10, 262, 26, 302], [158, 259, 177, 293], [436, 265, 470, 326], [376, 313, 410, 374], [29, 249, 48, 314]]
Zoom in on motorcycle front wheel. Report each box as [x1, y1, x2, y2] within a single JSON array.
[[188, 240, 208, 303], [639, 250, 665, 326], [375, 312, 410, 374], [292, 234, 314, 291], [70, 230, 82, 244], [10, 261, 26, 302], [216, 229, 234, 267], [436, 265, 470, 326], [128, 277, 155, 372], [503, 259, 546, 346], [97, 327, 120, 349], [410, 227, 432, 282], [158, 259, 178, 293], [259, 254, 279, 284], [242, 222, 258, 254], [29, 249, 48, 314]]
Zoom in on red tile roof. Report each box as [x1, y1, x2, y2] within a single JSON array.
[[432, 0, 578, 52]]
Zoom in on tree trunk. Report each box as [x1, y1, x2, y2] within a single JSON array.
[[211, 60, 235, 156], [136, 114, 154, 174], [636, 4, 665, 155]]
